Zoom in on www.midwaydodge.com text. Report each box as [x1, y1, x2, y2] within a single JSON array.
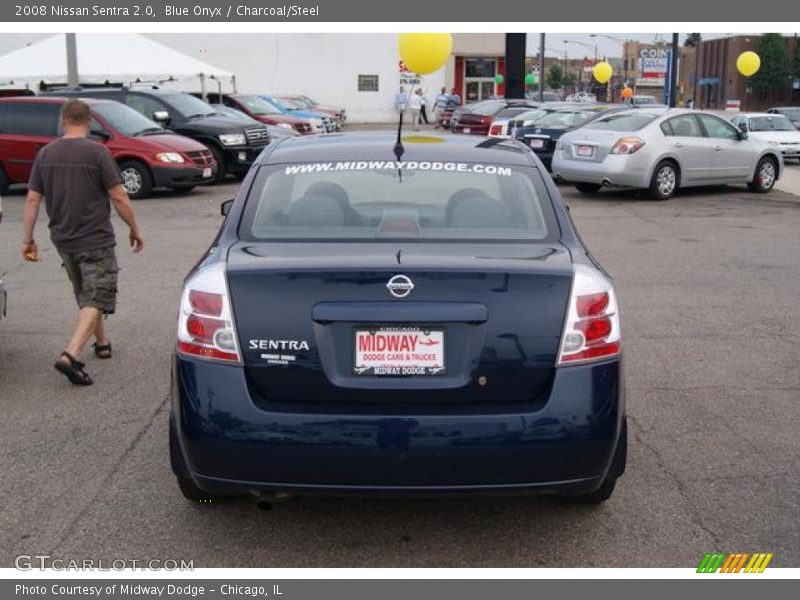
[[15, 5, 320, 18], [16, 584, 283, 597]]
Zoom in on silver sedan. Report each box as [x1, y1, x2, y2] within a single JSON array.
[[552, 108, 784, 200]]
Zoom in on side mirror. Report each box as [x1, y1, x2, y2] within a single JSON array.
[[738, 128, 748, 140], [152, 110, 171, 126], [221, 199, 234, 216]]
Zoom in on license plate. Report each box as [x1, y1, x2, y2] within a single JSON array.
[[463, 128, 471, 134], [576, 145, 595, 157], [529, 138, 545, 149], [202, 167, 212, 178], [354, 327, 446, 376]]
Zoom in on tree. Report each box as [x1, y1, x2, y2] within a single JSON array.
[[563, 71, 577, 90], [546, 64, 564, 90], [750, 33, 791, 104], [684, 33, 702, 47]]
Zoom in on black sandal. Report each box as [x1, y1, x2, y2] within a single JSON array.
[[93, 342, 112, 359], [54, 352, 93, 386]]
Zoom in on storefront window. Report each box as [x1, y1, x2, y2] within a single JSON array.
[[465, 59, 497, 78]]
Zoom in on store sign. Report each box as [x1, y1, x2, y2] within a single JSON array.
[[398, 60, 421, 86], [637, 48, 668, 87]]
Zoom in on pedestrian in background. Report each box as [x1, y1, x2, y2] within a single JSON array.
[[408, 90, 422, 130], [447, 87, 462, 108], [394, 86, 409, 119], [433, 86, 450, 128], [418, 90, 429, 125], [21, 99, 144, 386]]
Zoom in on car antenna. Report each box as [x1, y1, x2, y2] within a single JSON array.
[[394, 108, 405, 182]]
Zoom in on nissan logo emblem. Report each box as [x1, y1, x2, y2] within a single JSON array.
[[386, 274, 414, 299]]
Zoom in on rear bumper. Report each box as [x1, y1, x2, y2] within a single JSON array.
[[452, 124, 489, 135], [552, 151, 652, 188], [151, 164, 216, 188], [171, 356, 625, 496]]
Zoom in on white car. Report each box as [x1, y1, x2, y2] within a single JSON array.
[[730, 113, 800, 162], [552, 108, 783, 200]]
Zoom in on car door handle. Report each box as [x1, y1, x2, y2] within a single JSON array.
[[714, 145, 723, 151]]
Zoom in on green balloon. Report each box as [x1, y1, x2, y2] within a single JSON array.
[[525, 73, 536, 85], [494, 74, 504, 85]]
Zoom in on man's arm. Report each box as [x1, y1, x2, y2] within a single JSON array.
[[21, 189, 42, 260], [108, 184, 144, 253]]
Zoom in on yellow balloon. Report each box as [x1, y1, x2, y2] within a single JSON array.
[[592, 61, 613, 84], [737, 51, 761, 77], [398, 33, 453, 75]]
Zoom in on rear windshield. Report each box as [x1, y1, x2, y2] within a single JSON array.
[[535, 110, 598, 127], [470, 101, 505, 116], [240, 162, 557, 242], [586, 112, 659, 131], [749, 116, 795, 132]]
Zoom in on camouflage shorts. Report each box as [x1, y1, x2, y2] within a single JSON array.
[[58, 246, 119, 315]]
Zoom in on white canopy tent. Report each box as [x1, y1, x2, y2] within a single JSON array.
[[0, 33, 235, 94]]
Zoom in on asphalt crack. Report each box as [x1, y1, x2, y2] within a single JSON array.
[[50, 391, 170, 554], [627, 414, 723, 548]]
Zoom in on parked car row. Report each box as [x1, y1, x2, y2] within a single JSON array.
[[0, 86, 346, 198]]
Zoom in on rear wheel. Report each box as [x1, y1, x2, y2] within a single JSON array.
[[0, 167, 9, 195], [649, 160, 678, 200], [118, 160, 153, 199], [574, 183, 602, 194], [208, 145, 228, 184], [747, 156, 777, 193]]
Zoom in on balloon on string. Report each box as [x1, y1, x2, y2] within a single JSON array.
[[494, 74, 504, 85], [621, 86, 634, 99], [397, 33, 453, 75], [592, 61, 613, 84], [525, 73, 537, 86], [736, 51, 761, 77]]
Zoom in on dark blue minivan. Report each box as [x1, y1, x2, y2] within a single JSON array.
[[170, 133, 626, 506]]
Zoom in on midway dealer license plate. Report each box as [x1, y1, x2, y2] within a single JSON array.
[[528, 138, 545, 149], [354, 327, 446, 376], [202, 167, 212, 178], [576, 145, 595, 157]]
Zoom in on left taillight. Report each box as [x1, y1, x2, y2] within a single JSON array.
[[489, 123, 502, 136], [177, 262, 241, 363], [557, 264, 621, 365]]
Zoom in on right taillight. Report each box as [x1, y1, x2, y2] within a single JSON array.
[[558, 264, 621, 365], [177, 262, 241, 363], [610, 136, 646, 155], [489, 124, 502, 136]]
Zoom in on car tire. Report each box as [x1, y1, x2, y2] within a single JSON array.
[[0, 167, 9, 195], [118, 160, 153, 200], [207, 145, 228, 184], [574, 183, 602, 194], [649, 160, 679, 200], [747, 156, 778, 193]]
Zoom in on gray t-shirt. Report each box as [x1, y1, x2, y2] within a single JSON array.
[[28, 137, 123, 253]]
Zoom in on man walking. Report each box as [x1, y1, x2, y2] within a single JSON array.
[[434, 86, 450, 128], [418, 90, 429, 125], [408, 89, 422, 130], [22, 99, 144, 386], [394, 86, 409, 119]]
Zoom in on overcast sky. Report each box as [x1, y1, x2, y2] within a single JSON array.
[[525, 33, 733, 59]]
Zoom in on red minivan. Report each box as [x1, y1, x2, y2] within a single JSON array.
[[0, 97, 217, 199]]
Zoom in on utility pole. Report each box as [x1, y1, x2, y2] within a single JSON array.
[[539, 33, 545, 101], [669, 33, 679, 107], [65, 33, 78, 88], [504, 33, 526, 99]]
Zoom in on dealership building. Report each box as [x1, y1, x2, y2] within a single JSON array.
[[0, 33, 513, 123]]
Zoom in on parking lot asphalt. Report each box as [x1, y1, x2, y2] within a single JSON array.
[[1, 164, 799, 568]]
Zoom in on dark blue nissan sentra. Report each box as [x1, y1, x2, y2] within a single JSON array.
[[170, 132, 626, 506]]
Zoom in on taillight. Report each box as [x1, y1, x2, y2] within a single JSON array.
[[489, 124, 502, 136], [558, 264, 621, 365], [610, 136, 646, 155], [480, 116, 491, 124], [177, 262, 241, 363]]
